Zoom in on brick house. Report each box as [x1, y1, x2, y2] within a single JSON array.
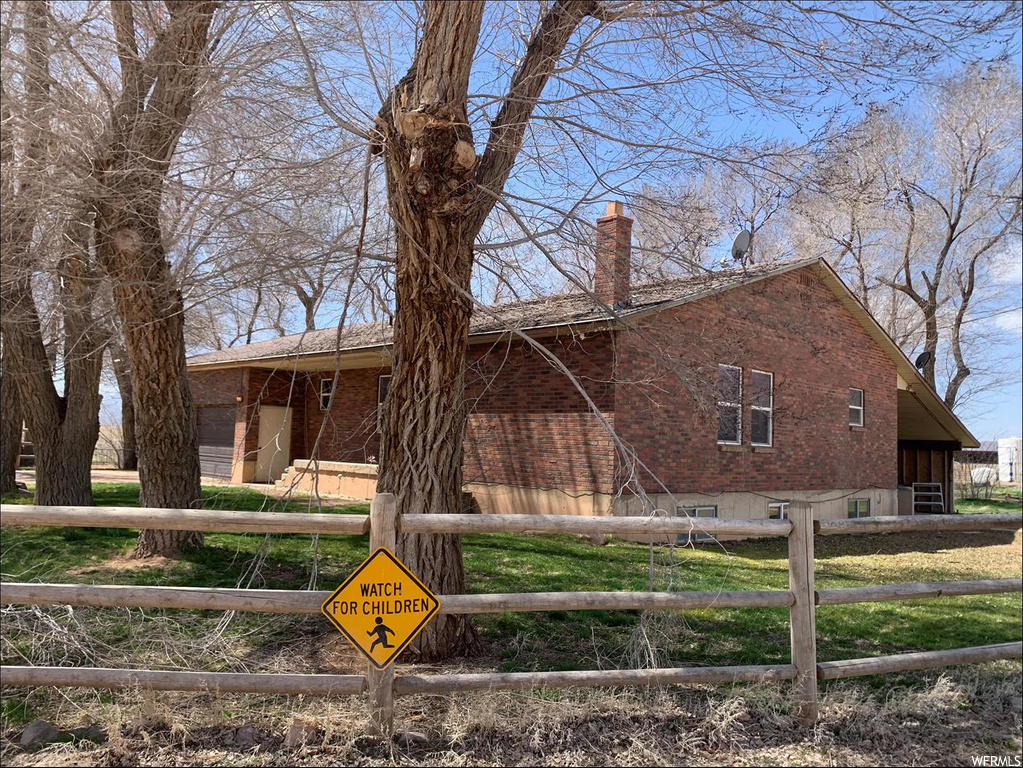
[[186, 203, 977, 523]]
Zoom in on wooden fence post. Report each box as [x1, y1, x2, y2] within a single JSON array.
[[787, 500, 818, 725], [367, 492, 397, 739]]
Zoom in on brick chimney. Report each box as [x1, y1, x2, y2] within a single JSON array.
[[595, 201, 632, 306]]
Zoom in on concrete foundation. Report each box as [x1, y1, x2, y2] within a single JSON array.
[[268, 460, 899, 543]]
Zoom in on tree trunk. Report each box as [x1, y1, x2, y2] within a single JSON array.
[[109, 341, 138, 470], [371, 0, 593, 660], [371, 0, 489, 661], [377, 217, 482, 660], [98, 227, 203, 557], [0, 343, 23, 496], [921, 301, 939, 389], [30, 425, 97, 507], [89, 0, 216, 557], [0, 271, 102, 507], [0, 3, 104, 507]]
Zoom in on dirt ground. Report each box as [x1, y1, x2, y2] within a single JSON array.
[[3, 661, 1020, 767]]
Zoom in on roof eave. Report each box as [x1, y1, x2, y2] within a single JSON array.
[[186, 318, 621, 371]]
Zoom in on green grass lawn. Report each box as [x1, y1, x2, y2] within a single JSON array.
[[958, 497, 1023, 514], [2, 483, 1020, 681]]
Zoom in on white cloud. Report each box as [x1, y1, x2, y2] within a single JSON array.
[[990, 239, 1023, 285], [995, 308, 1023, 336]]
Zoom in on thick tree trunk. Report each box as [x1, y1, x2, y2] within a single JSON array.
[[0, 274, 102, 507], [30, 426, 97, 507], [0, 345, 23, 496], [98, 226, 203, 557], [377, 219, 481, 660], [0, 4, 104, 507], [109, 342, 138, 470], [372, 1, 488, 661], [371, 0, 593, 660], [89, 0, 216, 557]]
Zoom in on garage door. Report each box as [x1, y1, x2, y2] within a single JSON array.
[[197, 406, 236, 480]]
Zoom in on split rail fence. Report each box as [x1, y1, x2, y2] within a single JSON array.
[[1, 496, 1021, 736]]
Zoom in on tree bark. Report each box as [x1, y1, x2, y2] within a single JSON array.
[[109, 340, 138, 470], [375, 0, 486, 660], [374, 0, 595, 660], [377, 214, 482, 659], [0, 2, 104, 506], [0, 230, 104, 508], [96, 206, 204, 556], [89, 0, 218, 557], [0, 341, 23, 496]]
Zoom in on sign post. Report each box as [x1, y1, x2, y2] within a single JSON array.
[[319, 493, 440, 738]]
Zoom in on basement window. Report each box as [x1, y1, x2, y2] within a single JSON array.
[[677, 505, 718, 545], [377, 375, 392, 431], [319, 378, 334, 410], [847, 499, 870, 518], [717, 364, 742, 444], [751, 370, 773, 446], [849, 388, 864, 427], [768, 501, 789, 520]]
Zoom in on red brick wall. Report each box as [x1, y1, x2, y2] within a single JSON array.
[[615, 268, 898, 493], [305, 367, 389, 464], [187, 265, 899, 496], [290, 337, 618, 493], [595, 211, 632, 306], [241, 369, 310, 461], [463, 333, 617, 494], [188, 367, 310, 464], [190, 368, 244, 407]]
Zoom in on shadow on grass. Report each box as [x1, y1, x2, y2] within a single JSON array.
[[815, 528, 1019, 557]]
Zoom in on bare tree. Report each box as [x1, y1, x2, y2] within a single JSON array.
[[89, 1, 218, 556], [1, 1, 107, 506], [285, 0, 1018, 659], [107, 335, 136, 470], [802, 66, 1022, 407], [0, 334, 23, 496]]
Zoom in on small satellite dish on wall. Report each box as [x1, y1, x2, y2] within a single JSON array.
[[731, 229, 752, 264], [914, 351, 932, 370]]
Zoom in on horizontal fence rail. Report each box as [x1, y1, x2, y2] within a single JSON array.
[[816, 513, 1022, 536], [816, 642, 1023, 681], [398, 513, 791, 538], [817, 579, 1023, 605], [393, 664, 797, 695], [0, 583, 795, 614], [0, 505, 370, 535], [0, 667, 366, 696], [1, 499, 1021, 738]]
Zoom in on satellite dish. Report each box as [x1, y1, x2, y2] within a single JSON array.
[[914, 351, 931, 370], [731, 230, 752, 263]]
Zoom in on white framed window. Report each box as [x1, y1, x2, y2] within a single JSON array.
[[768, 501, 789, 520], [849, 388, 864, 426], [677, 505, 718, 544], [751, 370, 773, 446], [717, 364, 742, 444], [376, 374, 392, 431], [319, 378, 334, 410], [847, 498, 870, 518]]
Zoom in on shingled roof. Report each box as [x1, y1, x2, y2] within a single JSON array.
[[186, 258, 817, 368]]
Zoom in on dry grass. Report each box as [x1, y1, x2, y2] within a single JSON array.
[[2, 662, 1020, 766], [3, 485, 1019, 764]]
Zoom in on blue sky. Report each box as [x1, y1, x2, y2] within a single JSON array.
[[100, 5, 1023, 443]]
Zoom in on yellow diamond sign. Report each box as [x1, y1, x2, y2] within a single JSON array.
[[321, 547, 440, 669]]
